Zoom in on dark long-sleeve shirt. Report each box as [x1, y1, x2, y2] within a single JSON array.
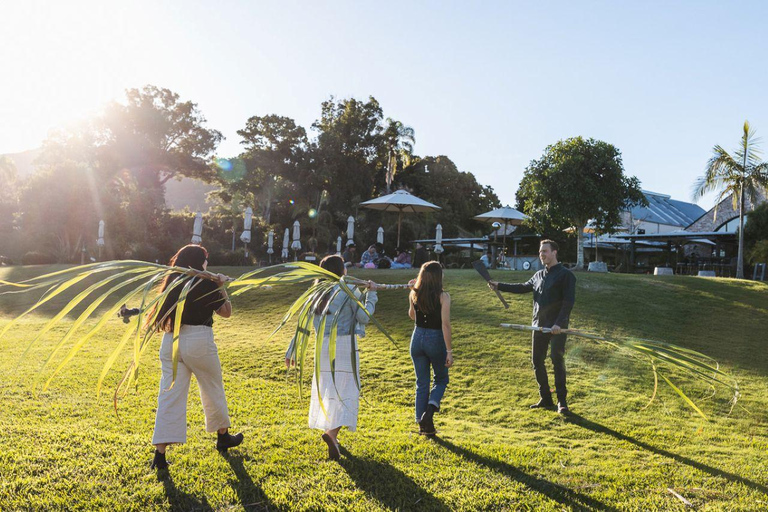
[[497, 263, 576, 328]]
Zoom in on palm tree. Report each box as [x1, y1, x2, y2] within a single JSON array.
[[382, 119, 415, 193], [693, 121, 768, 279]]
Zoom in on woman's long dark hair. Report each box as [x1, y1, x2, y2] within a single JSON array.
[[147, 245, 208, 333], [314, 255, 345, 314], [411, 261, 443, 314]]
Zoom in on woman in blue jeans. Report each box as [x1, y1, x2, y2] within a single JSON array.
[[408, 261, 453, 436]]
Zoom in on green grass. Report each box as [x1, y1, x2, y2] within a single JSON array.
[[1, 265, 767, 511]]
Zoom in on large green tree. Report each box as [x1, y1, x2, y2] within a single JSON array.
[[0, 156, 19, 241], [516, 137, 645, 269], [693, 121, 768, 279], [381, 119, 415, 194]]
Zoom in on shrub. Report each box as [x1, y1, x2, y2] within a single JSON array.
[[22, 251, 56, 265], [749, 239, 768, 264]]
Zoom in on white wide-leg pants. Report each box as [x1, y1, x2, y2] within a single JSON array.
[[152, 325, 231, 445]]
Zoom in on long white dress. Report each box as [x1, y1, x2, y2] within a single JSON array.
[[306, 286, 377, 431]]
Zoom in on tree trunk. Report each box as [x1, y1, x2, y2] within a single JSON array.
[[736, 184, 745, 279], [575, 224, 585, 270]]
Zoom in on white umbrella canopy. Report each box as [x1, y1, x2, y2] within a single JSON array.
[[377, 227, 384, 245], [347, 216, 355, 241], [97, 220, 105, 247], [267, 230, 274, 255], [191, 212, 203, 244], [434, 224, 444, 253], [282, 228, 290, 259], [291, 220, 301, 251], [360, 190, 441, 247], [336, 236, 342, 254], [474, 205, 527, 260], [240, 207, 253, 244]]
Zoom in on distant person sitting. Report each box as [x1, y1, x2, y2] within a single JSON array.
[[360, 245, 379, 268], [392, 247, 412, 269], [342, 242, 360, 268], [413, 243, 429, 268], [480, 251, 492, 268]]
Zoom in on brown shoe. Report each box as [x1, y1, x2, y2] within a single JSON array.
[[321, 433, 340, 461]]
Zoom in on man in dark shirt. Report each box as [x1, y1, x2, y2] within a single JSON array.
[[489, 239, 576, 414], [412, 243, 429, 268], [342, 242, 360, 268]]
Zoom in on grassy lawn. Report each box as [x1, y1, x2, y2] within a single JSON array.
[[1, 265, 767, 511]]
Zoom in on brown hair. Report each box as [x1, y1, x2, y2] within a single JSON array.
[[147, 244, 208, 333], [540, 239, 559, 252], [314, 254, 345, 314], [410, 261, 443, 314]]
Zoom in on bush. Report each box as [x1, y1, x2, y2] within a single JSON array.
[[0, 255, 15, 265], [22, 251, 56, 265], [208, 248, 254, 267], [749, 240, 768, 264]]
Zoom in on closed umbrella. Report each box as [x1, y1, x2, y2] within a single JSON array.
[[191, 212, 203, 244], [336, 236, 342, 254], [97, 220, 105, 261], [434, 224, 444, 254], [377, 227, 384, 245], [291, 220, 301, 251], [282, 228, 290, 259], [347, 216, 355, 242], [239, 207, 253, 244], [267, 230, 274, 254], [360, 190, 441, 247]]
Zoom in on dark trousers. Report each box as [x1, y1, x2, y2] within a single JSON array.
[[532, 331, 567, 404]]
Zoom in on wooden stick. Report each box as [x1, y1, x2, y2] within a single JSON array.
[[500, 323, 608, 341]]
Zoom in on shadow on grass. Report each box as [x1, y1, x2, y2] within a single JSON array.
[[338, 446, 450, 512], [157, 469, 214, 511], [223, 453, 282, 511], [432, 437, 618, 511], [568, 413, 768, 496]]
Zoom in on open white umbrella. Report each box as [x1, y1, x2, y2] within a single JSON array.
[[347, 216, 355, 242], [377, 227, 384, 245], [336, 236, 342, 254], [239, 207, 253, 244], [474, 205, 527, 263], [282, 228, 290, 259], [267, 230, 274, 254], [434, 224, 444, 253], [291, 220, 301, 251], [191, 211, 203, 244], [97, 220, 105, 247], [360, 190, 441, 247]]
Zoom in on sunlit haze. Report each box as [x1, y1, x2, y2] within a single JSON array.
[[2, 1, 768, 209]]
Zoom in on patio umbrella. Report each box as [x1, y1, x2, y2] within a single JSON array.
[[347, 216, 355, 242], [239, 207, 253, 244], [191, 212, 203, 244], [282, 228, 290, 259], [360, 190, 441, 247], [434, 224, 444, 254], [474, 205, 527, 259], [377, 227, 384, 245], [291, 220, 301, 251], [267, 230, 274, 255], [336, 236, 342, 254]]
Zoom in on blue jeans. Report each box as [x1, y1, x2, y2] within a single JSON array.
[[410, 326, 449, 421]]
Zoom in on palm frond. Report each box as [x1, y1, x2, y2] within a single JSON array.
[[501, 324, 739, 420]]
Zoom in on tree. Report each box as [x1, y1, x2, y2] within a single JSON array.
[[693, 121, 768, 279], [381, 119, 415, 194], [516, 137, 646, 269], [0, 156, 19, 240]]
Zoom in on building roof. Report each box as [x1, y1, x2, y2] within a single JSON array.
[[629, 191, 706, 228]]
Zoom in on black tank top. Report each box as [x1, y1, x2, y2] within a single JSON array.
[[414, 298, 442, 329]]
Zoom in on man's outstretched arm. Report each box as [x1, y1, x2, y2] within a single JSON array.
[[489, 279, 534, 294]]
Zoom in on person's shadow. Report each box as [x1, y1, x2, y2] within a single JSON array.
[[339, 446, 450, 511], [222, 452, 283, 511], [566, 413, 768, 496], [432, 437, 618, 511], [157, 469, 214, 511]]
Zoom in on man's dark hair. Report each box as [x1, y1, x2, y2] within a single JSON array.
[[540, 239, 559, 252]]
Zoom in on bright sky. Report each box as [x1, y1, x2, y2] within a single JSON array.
[[2, 1, 767, 210]]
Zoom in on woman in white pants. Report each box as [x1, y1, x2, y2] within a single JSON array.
[[148, 244, 243, 470], [285, 255, 377, 460]]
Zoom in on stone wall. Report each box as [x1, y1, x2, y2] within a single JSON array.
[[687, 190, 767, 232]]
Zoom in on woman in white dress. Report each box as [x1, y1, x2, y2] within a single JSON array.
[[285, 255, 377, 460]]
